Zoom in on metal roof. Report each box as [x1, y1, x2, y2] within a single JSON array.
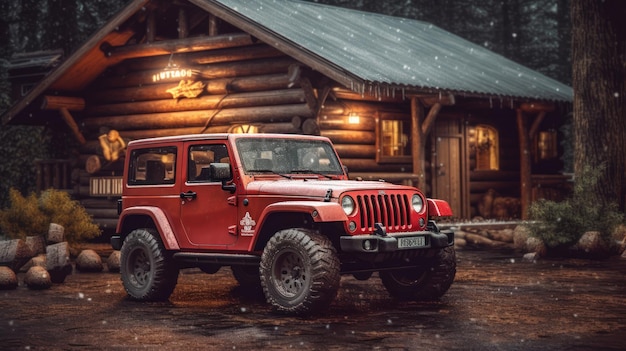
[[199, 0, 572, 102]]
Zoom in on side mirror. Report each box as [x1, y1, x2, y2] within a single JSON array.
[[210, 162, 231, 181], [210, 163, 236, 193]]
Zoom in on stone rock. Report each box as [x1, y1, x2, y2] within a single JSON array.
[[525, 236, 547, 257], [46, 242, 72, 283], [573, 231, 610, 258], [47, 223, 65, 244], [0, 239, 33, 271], [523, 252, 539, 262], [76, 249, 103, 272], [25, 266, 52, 290], [513, 225, 531, 250], [107, 251, 121, 272], [25, 235, 46, 256], [20, 254, 47, 272], [0, 266, 18, 290], [454, 238, 467, 248]]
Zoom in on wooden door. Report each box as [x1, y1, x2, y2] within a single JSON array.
[[432, 118, 467, 219]]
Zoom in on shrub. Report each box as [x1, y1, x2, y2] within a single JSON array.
[[528, 166, 624, 250], [0, 188, 101, 246]]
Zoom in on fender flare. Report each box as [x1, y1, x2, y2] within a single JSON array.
[[117, 206, 180, 250], [249, 201, 347, 251], [427, 198, 453, 217]]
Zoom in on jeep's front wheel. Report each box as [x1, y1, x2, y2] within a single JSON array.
[[260, 229, 340, 315], [380, 246, 456, 300], [120, 228, 179, 301]]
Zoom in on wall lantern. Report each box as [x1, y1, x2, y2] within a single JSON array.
[[348, 112, 360, 124], [152, 53, 198, 83]]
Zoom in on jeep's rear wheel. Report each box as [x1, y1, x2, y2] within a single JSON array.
[[380, 246, 456, 300], [260, 229, 340, 315], [120, 228, 179, 301]]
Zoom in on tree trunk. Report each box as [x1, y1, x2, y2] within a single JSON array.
[[571, 0, 626, 210]]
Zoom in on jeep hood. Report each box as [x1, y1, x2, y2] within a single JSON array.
[[245, 180, 418, 199]]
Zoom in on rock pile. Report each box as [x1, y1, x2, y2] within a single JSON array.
[[0, 223, 119, 290], [453, 223, 626, 260]]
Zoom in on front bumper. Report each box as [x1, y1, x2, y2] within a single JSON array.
[[340, 229, 454, 253]]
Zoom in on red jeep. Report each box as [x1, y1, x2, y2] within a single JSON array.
[[111, 133, 455, 315]]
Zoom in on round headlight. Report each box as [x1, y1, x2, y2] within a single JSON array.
[[412, 194, 424, 213], [341, 196, 355, 216]]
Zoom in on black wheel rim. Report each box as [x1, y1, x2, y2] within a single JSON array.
[[272, 249, 308, 298], [390, 268, 428, 287], [128, 247, 152, 288]]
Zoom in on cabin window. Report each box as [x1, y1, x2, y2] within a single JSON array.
[[472, 125, 499, 171], [376, 114, 412, 163], [128, 147, 177, 185], [537, 130, 558, 160]]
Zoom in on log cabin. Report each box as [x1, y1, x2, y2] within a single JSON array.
[[1, 0, 573, 232]]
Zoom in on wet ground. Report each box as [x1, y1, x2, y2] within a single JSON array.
[[1, 248, 625, 350]]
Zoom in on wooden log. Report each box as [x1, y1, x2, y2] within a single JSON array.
[[96, 57, 297, 89], [59, 108, 87, 145], [85, 89, 306, 116], [321, 100, 404, 115], [516, 109, 532, 219], [340, 158, 411, 172], [85, 208, 119, 219], [41, 95, 85, 111], [301, 118, 320, 135], [318, 115, 376, 131], [0, 239, 32, 272], [469, 171, 520, 181], [80, 198, 119, 209], [83, 155, 125, 174], [25, 236, 46, 256], [332, 87, 407, 103], [85, 73, 298, 104], [82, 104, 314, 131], [470, 181, 521, 193], [45, 242, 72, 284], [257, 123, 301, 134], [333, 144, 376, 159], [187, 44, 284, 65], [321, 130, 375, 144], [119, 127, 214, 140], [104, 33, 258, 61], [93, 218, 120, 232]]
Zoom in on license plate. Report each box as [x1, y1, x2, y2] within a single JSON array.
[[398, 236, 426, 248]]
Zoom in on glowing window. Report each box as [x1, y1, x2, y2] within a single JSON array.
[[376, 115, 411, 163], [473, 125, 499, 171]]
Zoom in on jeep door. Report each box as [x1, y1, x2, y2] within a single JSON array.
[[179, 142, 237, 247]]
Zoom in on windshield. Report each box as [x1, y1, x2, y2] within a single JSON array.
[[236, 138, 344, 176]]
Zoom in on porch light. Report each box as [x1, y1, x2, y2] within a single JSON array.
[[152, 53, 197, 83], [348, 112, 360, 124]]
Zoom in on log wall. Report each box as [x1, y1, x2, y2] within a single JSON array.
[[74, 37, 317, 230]]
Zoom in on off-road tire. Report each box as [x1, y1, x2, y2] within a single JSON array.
[[231, 265, 261, 288], [380, 246, 456, 300], [260, 228, 340, 315], [120, 228, 179, 301]]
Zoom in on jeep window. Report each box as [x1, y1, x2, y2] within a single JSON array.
[[187, 144, 230, 182], [128, 146, 177, 185], [236, 138, 343, 175]]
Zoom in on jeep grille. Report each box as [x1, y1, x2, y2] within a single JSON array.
[[356, 194, 410, 231]]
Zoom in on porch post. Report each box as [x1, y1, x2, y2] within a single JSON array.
[[410, 97, 426, 190], [516, 109, 532, 219]]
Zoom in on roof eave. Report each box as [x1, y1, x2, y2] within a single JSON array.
[[1, 0, 150, 126]]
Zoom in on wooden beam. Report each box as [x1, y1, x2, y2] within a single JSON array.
[[59, 108, 86, 145], [421, 102, 442, 136], [519, 102, 556, 113], [178, 8, 188, 39], [104, 33, 256, 61], [146, 9, 156, 43], [516, 109, 532, 219], [529, 111, 547, 139], [419, 93, 455, 107], [411, 97, 426, 190], [41, 96, 85, 111]]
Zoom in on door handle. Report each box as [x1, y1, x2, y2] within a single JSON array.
[[180, 191, 197, 200]]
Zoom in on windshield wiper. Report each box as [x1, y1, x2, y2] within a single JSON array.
[[248, 169, 292, 179], [290, 169, 333, 179]]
